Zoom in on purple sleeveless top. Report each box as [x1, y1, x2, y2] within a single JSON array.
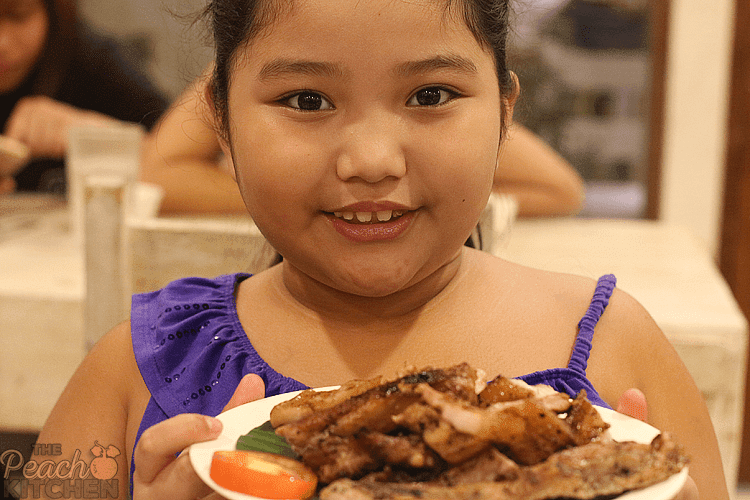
[[129, 273, 616, 493]]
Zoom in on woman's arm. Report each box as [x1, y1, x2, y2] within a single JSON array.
[[494, 124, 585, 217], [139, 77, 247, 215]]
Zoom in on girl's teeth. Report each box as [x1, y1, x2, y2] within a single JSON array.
[[332, 210, 405, 223], [376, 210, 392, 221]]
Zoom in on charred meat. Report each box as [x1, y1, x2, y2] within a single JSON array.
[[269, 363, 689, 499]]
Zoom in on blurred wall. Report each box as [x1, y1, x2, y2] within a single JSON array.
[[661, 0, 735, 256]]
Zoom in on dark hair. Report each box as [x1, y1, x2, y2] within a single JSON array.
[[31, 0, 78, 96], [203, 0, 515, 139]]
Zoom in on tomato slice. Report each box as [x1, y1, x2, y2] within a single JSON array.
[[210, 450, 317, 499]]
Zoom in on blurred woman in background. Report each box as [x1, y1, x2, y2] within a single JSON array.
[[0, 0, 168, 194]]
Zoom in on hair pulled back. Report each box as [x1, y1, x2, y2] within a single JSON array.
[[32, 0, 78, 96], [204, 0, 515, 139]]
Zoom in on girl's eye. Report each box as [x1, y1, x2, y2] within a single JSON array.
[[283, 91, 333, 111], [407, 87, 457, 107]]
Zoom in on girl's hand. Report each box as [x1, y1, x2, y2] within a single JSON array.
[[616, 389, 699, 500], [4, 96, 118, 160], [132, 373, 266, 499]]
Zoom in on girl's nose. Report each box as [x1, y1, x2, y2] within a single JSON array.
[[336, 116, 407, 183]]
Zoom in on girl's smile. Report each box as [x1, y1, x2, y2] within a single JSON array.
[[327, 201, 415, 242], [221, 0, 508, 301], [328, 209, 415, 243]]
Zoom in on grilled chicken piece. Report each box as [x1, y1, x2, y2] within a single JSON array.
[[565, 392, 611, 445], [273, 364, 480, 482], [359, 432, 441, 469], [479, 376, 549, 405], [392, 403, 491, 464], [270, 376, 387, 428], [417, 384, 580, 465]]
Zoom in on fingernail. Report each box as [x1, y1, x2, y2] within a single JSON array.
[[205, 416, 222, 434]]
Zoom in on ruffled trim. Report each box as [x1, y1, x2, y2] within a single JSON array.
[[131, 273, 307, 420], [516, 368, 610, 409], [568, 274, 616, 375]]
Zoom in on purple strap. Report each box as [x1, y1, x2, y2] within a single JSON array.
[[568, 274, 616, 374]]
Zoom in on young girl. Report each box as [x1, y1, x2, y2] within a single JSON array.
[[0, 0, 167, 193], [38, 0, 726, 498]]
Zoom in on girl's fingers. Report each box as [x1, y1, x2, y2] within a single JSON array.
[[134, 452, 215, 500], [222, 373, 266, 412], [616, 388, 648, 422], [132, 378, 265, 498], [133, 413, 222, 484]]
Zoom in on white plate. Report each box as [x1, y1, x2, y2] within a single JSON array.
[[189, 389, 688, 500]]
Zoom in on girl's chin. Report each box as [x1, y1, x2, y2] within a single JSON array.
[[333, 271, 417, 298]]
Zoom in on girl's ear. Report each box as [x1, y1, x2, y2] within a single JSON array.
[[203, 78, 237, 181], [504, 71, 520, 126]]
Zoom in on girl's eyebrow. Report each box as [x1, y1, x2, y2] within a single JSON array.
[[394, 54, 478, 77], [256, 54, 478, 81], [258, 59, 345, 81]]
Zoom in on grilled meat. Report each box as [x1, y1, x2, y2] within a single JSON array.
[[320, 434, 688, 500], [269, 364, 689, 499]]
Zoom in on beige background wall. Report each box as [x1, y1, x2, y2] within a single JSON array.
[[660, 0, 736, 257]]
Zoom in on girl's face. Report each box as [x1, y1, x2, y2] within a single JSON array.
[[222, 0, 511, 298], [0, 0, 49, 94]]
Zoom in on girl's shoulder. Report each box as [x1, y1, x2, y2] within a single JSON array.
[[464, 249, 607, 311], [465, 249, 668, 368]]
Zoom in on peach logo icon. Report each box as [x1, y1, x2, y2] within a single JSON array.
[[89, 442, 120, 480]]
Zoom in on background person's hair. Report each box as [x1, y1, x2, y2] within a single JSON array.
[[32, 0, 78, 97]]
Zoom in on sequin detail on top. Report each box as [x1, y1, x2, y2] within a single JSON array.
[[129, 273, 307, 496], [131, 274, 307, 419]]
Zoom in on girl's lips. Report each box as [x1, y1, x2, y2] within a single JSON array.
[[327, 210, 415, 242]]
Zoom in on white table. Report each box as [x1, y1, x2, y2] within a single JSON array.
[[0, 195, 84, 432], [0, 196, 267, 431], [492, 217, 748, 493]]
